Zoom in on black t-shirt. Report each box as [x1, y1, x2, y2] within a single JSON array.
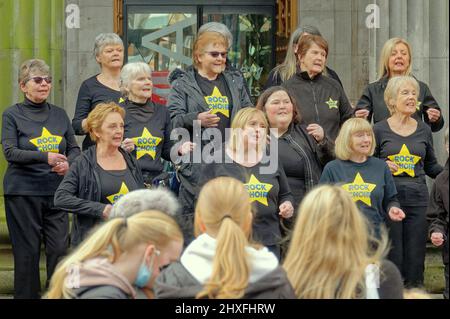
[[123, 99, 173, 177], [96, 165, 140, 205], [73, 75, 123, 150], [195, 71, 233, 142], [374, 119, 443, 206], [2, 100, 80, 195], [200, 154, 293, 246], [320, 157, 399, 227]]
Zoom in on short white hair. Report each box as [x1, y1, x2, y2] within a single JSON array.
[[110, 188, 180, 218], [94, 33, 123, 57], [198, 22, 233, 49], [120, 62, 152, 96]]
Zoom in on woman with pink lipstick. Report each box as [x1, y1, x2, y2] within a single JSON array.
[[1, 59, 80, 298], [55, 102, 144, 247], [355, 37, 444, 132], [373, 76, 443, 288]]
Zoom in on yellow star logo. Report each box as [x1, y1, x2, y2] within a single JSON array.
[[388, 144, 421, 177], [107, 182, 130, 204], [119, 97, 125, 104], [416, 101, 421, 111], [29, 127, 63, 153], [131, 127, 162, 160], [244, 174, 273, 206], [342, 173, 377, 207], [325, 97, 338, 109], [204, 86, 230, 117]]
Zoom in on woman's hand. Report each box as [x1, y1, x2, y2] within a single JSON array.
[[385, 160, 399, 174], [306, 123, 325, 143], [102, 204, 113, 219], [48, 153, 68, 166], [51, 161, 69, 176], [426, 108, 441, 123], [178, 142, 196, 155], [121, 138, 135, 153], [388, 206, 405, 221], [198, 110, 220, 128], [279, 201, 294, 219], [354, 109, 370, 119]]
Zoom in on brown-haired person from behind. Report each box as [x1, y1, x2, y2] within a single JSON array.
[[281, 34, 353, 141], [373, 76, 443, 288], [45, 210, 183, 299], [355, 37, 444, 132], [154, 177, 295, 299], [54, 103, 144, 247], [283, 185, 404, 299], [72, 33, 124, 150], [1, 59, 80, 299]]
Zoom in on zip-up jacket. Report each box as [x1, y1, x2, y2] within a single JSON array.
[[282, 70, 353, 141], [54, 145, 144, 246]]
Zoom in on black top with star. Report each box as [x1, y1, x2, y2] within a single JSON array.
[[122, 99, 173, 179], [195, 70, 233, 142], [72, 75, 122, 150], [374, 119, 443, 205], [199, 153, 293, 246], [97, 164, 140, 205], [2, 98, 81, 195], [320, 157, 400, 228]]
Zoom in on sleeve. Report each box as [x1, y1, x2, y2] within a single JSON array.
[[63, 113, 81, 163], [72, 81, 92, 135], [338, 87, 354, 126], [373, 125, 382, 158], [420, 82, 444, 132], [167, 80, 200, 130], [423, 128, 444, 178], [427, 177, 448, 236], [278, 166, 294, 204], [382, 163, 400, 214], [161, 109, 175, 162], [354, 85, 374, 123], [1, 111, 48, 164], [54, 160, 106, 218], [314, 135, 335, 166]]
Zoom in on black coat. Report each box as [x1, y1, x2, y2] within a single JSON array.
[[54, 145, 144, 246], [355, 76, 445, 132]]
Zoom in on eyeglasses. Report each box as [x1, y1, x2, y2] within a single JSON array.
[[206, 51, 228, 59], [27, 76, 52, 84]]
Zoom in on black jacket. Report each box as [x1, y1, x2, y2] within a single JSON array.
[[154, 262, 296, 299], [54, 145, 144, 246], [282, 70, 353, 141], [355, 76, 444, 132]]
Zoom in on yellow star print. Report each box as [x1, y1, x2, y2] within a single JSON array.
[[204, 86, 230, 117], [107, 182, 129, 204], [29, 127, 63, 153], [119, 97, 125, 104], [416, 101, 421, 111], [325, 97, 338, 109], [131, 127, 162, 160], [388, 144, 421, 177], [244, 174, 273, 206], [342, 173, 377, 207]]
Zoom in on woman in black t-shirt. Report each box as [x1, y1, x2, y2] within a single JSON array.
[[1, 59, 80, 299], [72, 33, 124, 150], [373, 76, 443, 288], [55, 103, 144, 247]]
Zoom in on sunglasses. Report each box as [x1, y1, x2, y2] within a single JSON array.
[[27, 76, 52, 84], [206, 51, 228, 59]]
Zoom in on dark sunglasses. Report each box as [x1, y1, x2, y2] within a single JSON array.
[[27, 76, 52, 84], [206, 51, 228, 58]]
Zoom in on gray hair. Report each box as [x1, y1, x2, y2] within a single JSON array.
[[94, 33, 124, 57], [120, 62, 152, 96], [18, 59, 50, 84], [198, 22, 232, 49], [110, 188, 180, 218]]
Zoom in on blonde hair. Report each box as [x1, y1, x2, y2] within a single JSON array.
[[193, 31, 228, 68], [378, 38, 412, 79], [82, 102, 125, 142], [45, 210, 183, 299], [120, 62, 152, 97], [18, 59, 50, 84], [403, 288, 432, 299], [383, 76, 420, 115], [335, 118, 376, 160], [228, 108, 268, 153], [194, 177, 254, 299], [283, 185, 388, 299]]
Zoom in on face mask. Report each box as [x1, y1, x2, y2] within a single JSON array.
[[134, 249, 160, 288]]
